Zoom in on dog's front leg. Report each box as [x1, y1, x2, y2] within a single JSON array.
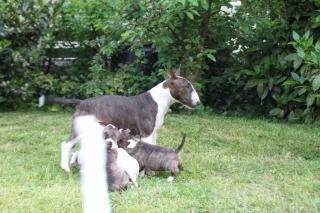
[[141, 133, 154, 144], [152, 131, 157, 145], [60, 136, 80, 172], [141, 130, 158, 145]]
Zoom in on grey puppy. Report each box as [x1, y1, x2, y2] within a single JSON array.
[[119, 134, 186, 179], [105, 143, 130, 192]]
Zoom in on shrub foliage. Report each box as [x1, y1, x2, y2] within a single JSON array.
[[1, 0, 320, 122]]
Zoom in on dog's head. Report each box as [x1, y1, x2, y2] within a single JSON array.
[[164, 69, 201, 109], [103, 124, 121, 149], [117, 128, 134, 148]]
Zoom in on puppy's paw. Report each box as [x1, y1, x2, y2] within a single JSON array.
[[167, 176, 174, 182]]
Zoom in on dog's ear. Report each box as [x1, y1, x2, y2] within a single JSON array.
[[166, 69, 177, 79], [119, 128, 131, 134], [106, 124, 116, 129]]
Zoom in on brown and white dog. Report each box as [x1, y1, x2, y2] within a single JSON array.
[[119, 133, 186, 181], [39, 69, 200, 172]]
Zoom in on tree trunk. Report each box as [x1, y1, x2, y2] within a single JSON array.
[[194, 0, 214, 79]]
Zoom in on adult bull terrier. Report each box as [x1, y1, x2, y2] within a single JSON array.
[[39, 69, 200, 172]]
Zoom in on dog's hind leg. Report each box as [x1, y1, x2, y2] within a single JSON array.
[[61, 135, 80, 173], [131, 177, 139, 188]]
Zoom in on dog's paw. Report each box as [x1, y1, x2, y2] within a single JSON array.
[[167, 176, 174, 182], [61, 162, 71, 173]]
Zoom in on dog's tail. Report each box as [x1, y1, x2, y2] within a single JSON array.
[[75, 115, 111, 213], [175, 133, 186, 153], [38, 95, 81, 107]]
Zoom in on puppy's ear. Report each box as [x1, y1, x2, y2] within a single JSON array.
[[106, 124, 116, 129]]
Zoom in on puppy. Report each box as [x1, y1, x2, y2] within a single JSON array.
[[103, 126, 139, 187], [71, 141, 130, 192], [105, 143, 130, 192], [120, 134, 186, 181]]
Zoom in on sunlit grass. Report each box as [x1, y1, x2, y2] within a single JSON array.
[[0, 110, 319, 212]]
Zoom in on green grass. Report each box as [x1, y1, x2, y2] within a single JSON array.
[[0, 110, 320, 212]]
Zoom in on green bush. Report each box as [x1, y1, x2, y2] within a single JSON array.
[[1, 0, 320, 123]]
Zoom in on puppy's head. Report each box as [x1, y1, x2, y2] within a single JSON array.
[[117, 128, 134, 148], [103, 124, 121, 149]]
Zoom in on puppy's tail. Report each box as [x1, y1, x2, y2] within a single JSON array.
[[175, 133, 186, 153], [38, 95, 81, 107]]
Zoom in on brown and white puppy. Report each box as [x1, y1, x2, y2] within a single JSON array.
[[103, 125, 139, 187], [119, 134, 186, 181]]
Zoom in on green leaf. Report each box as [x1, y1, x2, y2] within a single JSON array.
[[296, 47, 305, 59], [293, 31, 300, 41], [200, 0, 209, 10], [245, 79, 258, 89], [288, 110, 300, 122], [269, 108, 283, 116], [0, 96, 7, 103], [257, 81, 264, 98], [38, 0, 44, 7], [307, 94, 315, 106], [303, 30, 310, 40], [293, 57, 303, 70], [261, 88, 269, 100], [291, 72, 300, 82], [207, 54, 216, 62], [315, 41, 320, 52], [284, 53, 298, 61], [240, 69, 255, 76], [185, 11, 194, 20], [191, 9, 200, 16], [188, 0, 199, 7], [312, 75, 320, 91], [282, 79, 297, 87], [297, 87, 307, 95]]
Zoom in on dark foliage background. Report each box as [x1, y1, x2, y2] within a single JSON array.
[[1, 0, 320, 122]]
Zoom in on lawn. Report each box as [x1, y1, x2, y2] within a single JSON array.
[[0, 110, 320, 212]]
